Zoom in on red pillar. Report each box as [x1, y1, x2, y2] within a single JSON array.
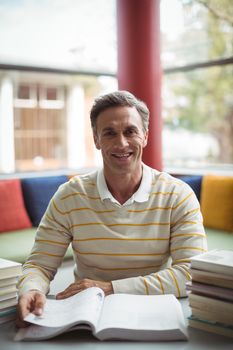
[[117, 0, 162, 170]]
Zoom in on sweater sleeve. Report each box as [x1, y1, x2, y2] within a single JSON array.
[[17, 184, 72, 296], [112, 183, 208, 297]]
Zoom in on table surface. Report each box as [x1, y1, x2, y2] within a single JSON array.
[[1, 299, 233, 350]]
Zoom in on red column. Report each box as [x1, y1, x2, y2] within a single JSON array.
[[117, 0, 162, 170]]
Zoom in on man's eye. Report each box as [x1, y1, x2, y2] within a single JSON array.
[[104, 131, 115, 136], [125, 129, 137, 135]]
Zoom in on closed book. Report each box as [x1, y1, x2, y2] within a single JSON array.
[[186, 281, 233, 302], [190, 249, 233, 277], [190, 268, 233, 289], [0, 277, 18, 288], [188, 316, 233, 338], [191, 306, 233, 326], [0, 297, 17, 310], [14, 287, 188, 342], [0, 259, 22, 279], [0, 313, 16, 325], [0, 292, 17, 302], [0, 305, 17, 317], [188, 293, 233, 315], [0, 285, 18, 296]]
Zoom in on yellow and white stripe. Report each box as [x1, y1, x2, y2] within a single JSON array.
[[18, 167, 207, 297]]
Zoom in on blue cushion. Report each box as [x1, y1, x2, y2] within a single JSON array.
[[21, 175, 68, 226], [177, 175, 203, 201]]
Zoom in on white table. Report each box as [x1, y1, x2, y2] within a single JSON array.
[[0, 298, 232, 350]]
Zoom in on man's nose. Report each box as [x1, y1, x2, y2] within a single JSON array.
[[116, 134, 129, 147]]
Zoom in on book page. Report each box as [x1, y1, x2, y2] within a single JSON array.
[[15, 324, 72, 341], [96, 294, 187, 334], [24, 287, 104, 329]]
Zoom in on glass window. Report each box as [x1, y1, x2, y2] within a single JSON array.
[[14, 84, 37, 108], [39, 86, 65, 109], [18, 85, 30, 99], [46, 87, 57, 101], [161, 0, 233, 172], [161, 0, 233, 68], [0, 0, 116, 73], [163, 64, 233, 170]]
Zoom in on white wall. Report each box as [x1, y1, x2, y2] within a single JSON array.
[[66, 84, 86, 168], [0, 77, 15, 173]]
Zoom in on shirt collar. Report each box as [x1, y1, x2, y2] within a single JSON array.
[[97, 163, 152, 206]]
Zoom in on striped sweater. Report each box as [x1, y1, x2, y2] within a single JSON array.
[[18, 167, 207, 297]]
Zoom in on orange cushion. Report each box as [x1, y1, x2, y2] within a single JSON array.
[[200, 175, 233, 232], [0, 179, 32, 233]]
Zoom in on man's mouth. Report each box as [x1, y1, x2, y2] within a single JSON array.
[[111, 152, 132, 159]]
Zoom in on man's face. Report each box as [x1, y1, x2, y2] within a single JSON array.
[[94, 106, 148, 175]]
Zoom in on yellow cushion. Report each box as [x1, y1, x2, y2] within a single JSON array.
[[200, 175, 233, 233]]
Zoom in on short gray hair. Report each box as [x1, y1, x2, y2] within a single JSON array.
[[90, 90, 149, 133]]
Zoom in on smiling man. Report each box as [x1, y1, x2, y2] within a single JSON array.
[[93, 103, 148, 204], [17, 91, 207, 327]]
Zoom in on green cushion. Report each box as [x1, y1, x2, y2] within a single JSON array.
[[0, 228, 73, 264], [205, 228, 233, 251]]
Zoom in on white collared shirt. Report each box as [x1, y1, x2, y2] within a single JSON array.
[[97, 163, 153, 206]]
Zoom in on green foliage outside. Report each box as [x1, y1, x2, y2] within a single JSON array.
[[164, 0, 233, 163]]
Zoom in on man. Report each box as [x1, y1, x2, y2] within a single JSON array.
[[17, 90, 207, 326]]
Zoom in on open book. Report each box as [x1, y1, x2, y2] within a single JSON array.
[[15, 287, 188, 341]]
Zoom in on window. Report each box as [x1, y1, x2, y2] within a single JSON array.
[[161, 0, 233, 173], [13, 83, 67, 172], [18, 85, 30, 99], [163, 64, 233, 169], [46, 87, 57, 100], [14, 84, 37, 108], [39, 86, 65, 109]]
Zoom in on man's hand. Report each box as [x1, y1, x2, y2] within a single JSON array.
[[56, 279, 113, 300], [16, 290, 46, 328]]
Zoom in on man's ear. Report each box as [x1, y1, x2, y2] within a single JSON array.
[[143, 130, 148, 148], [93, 133, 101, 150]]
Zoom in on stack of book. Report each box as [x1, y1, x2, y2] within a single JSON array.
[[0, 258, 22, 324], [187, 249, 233, 338]]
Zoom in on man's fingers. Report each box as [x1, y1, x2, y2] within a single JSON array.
[[56, 280, 92, 299], [17, 294, 31, 321], [56, 279, 113, 299], [56, 290, 78, 299], [16, 291, 46, 328], [56, 283, 81, 299], [16, 299, 28, 328], [33, 293, 46, 315]]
